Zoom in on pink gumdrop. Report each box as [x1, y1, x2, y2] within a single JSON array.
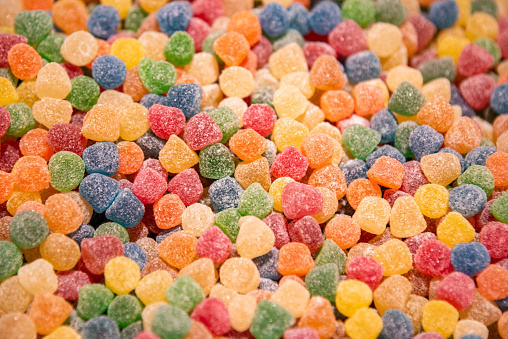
[[0, 33, 28, 67], [410, 48, 438, 69], [475, 199, 497, 230], [55, 270, 91, 301], [81, 235, 125, 275], [47, 123, 88, 156], [167, 168, 203, 206], [0, 106, 10, 137], [186, 17, 211, 52], [60, 62, 84, 79], [281, 182, 323, 219], [287, 216, 324, 253], [271, 146, 309, 181], [336, 114, 369, 133], [263, 212, 290, 249], [480, 221, 508, 259], [436, 272, 475, 311], [132, 168, 167, 204], [408, 14, 437, 52], [459, 74, 497, 111], [119, 179, 134, 191], [413, 333, 446, 339], [499, 16, 508, 32], [184, 112, 223, 151], [0, 141, 22, 173], [147, 104, 186, 140], [383, 189, 411, 207], [139, 159, 168, 182], [400, 161, 429, 196], [191, 298, 231, 336], [243, 104, 277, 137], [347, 256, 384, 290], [135, 332, 161, 339], [252, 35, 273, 68], [303, 42, 337, 69], [457, 44, 494, 77], [196, 226, 232, 264], [283, 327, 320, 339], [497, 258, 508, 271], [328, 20, 366, 58], [414, 239, 453, 277], [404, 232, 437, 256], [70, 112, 86, 126], [192, 0, 225, 26], [499, 30, 508, 59]]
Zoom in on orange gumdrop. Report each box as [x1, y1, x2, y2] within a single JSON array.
[[299, 296, 337, 339], [0, 171, 16, 204], [213, 32, 250, 66], [13, 156, 50, 192], [476, 265, 508, 300], [400, 21, 418, 58], [237, 50, 258, 76], [19, 129, 54, 162], [44, 193, 84, 234], [308, 164, 347, 200], [123, 65, 150, 102], [153, 194, 186, 229], [279, 275, 306, 287], [227, 11, 262, 47], [320, 90, 355, 122], [28, 291, 73, 335], [7, 44, 43, 80], [16, 201, 45, 216], [301, 133, 335, 169], [157, 230, 197, 269], [278, 242, 315, 276], [367, 156, 405, 189], [353, 83, 385, 117], [325, 215, 361, 250], [23, 0, 53, 10], [52, 0, 89, 34], [417, 94, 455, 133], [494, 115, 508, 139], [486, 152, 508, 187], [346, 178, 382, 210], [86, 39, 111, 69], [117, 141, 144, 175], [309, 55, 345, 91], [229, 129, 267, 162], [444, 117, 482, 154]]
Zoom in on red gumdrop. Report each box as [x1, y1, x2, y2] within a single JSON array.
[[408, 14, 437, 52], [459, 73, 496, 110], [414, 333, 446, 339], [60, 62, 84, 80], [303, 42, 337, 69], [499, 16, 508, 32], [404, 232, 437, 256], [414, 239, 453, 277], [243, 104, 277, 137], [347, 256, 384, 290], [271, 146, 309, 181], [127, 222, 149, 242], [499, 30, 508, 59], [75, 258, 104, 283], [251, 35, 273, 68], [263, 212, 290, 249], [479, 221, 508, 259], [400, 161, 429, 196], [186, 17, 211, 52], [287, 216, 324, 253], [55, 270, 91, 301], [383, 189, 411, 207], [119, 179, 133, 191], [283, 327, 320, 339], [147, 104, 186, 140], [457, 44, 494, 77], [167, 168, 203, 206], [135, 332, 161, 339], [410, 49, 438, 69], [281, 182, 324, 219], [0, 33, 28, 68], [184, 112, 223, 151], [132, 167, 167, 204], [435, 272, 475, 310], [191, 298, 231, 336], [0, 106, 10, 137], [475, 199, 497, 230], [0, 203, 9, 218], [47, 123, 88, 156], [328, 20, 366, 58], [81, 235, 125, 275], [336, 114, 369, 133], [195, 226, 232, 264], [0, 141, 22, 173], [192, 0, 225, 25], [139, 159, 168, 182]]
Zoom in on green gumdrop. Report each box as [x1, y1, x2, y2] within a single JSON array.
[[305, 263, 340, 302], [37, 34, 66, 63], [491, 191, 508, 223], [214, 208, 241, 243], [208, 106, 240, 143], [474, 37, 501, 66], [388, 81, 426, 117], [250, 300, 295, 339], [165, 275, 205, 313], [66, 76, 100, 111], [107, 295, 143, 329], [342, 125, 381, 161], [0, 241, 23, 281], [164, 31, 195, 67], [202, 30, 226, 63], [480, 137, 496, 147], [394, 121, 419, 158], [122, 321, 143, 339], [77, 284, 114, 320], [124, 5, 148, 32], [314, 239, 346, 274], [9, 210, 49, 249], [0, 68, 18, 87], [49, 151, 85, 192], [199, 143, 235, 179], [342, 0, 376, 28], [237, 183, 274, 219], [272, 29, 305, 51], [6, 103, 35, 137], [457, 165, 495, 197], [251, 88, 275, 108], [375, 0, 407, 27], [418, 57, 457, 83], [152, 305, 192, 339], [138, 57, 177, 95], [471, 0, 497, 18], [94, 222, 130, 244], [14, 10, 52, 45]]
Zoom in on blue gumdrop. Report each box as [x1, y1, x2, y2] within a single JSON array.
[[140, 93, 168, 110], [428, 0, 458, 29], [258, 278, 278, 292], [123, 243, 147, 271], [461, 336, 486, 339], [288, 3, 311, 36], [366, 145, 406, 168], [491, 83, 508, 114], [86, 5, 120, 40], [450, 85, 475, 118], [378, 309, 414, 339], [208, 177, 245, 213], [370, 109, 398, 143], [339, 159, 368, 185], [438, 147, 465, 173], [408, 125, 444, 161], [105, 189, 145, 228], [496, 296, 508, 312], [309, 0, 342, 35], [166, 84, 202, 119], [79, 173, 120, 213], [464, 146, 497, 168], [135, 130, 166, 159], [81, 316, 121, 339], [91, 55, 127, 90], [156, 2, 192, 36], [259, 3, 290, 38], [448, 184, 487, 218], [68, 224, 95, 246], [156, 226, 183, 243], [252, 247, 282, 281], [82, 141, 119, 176], [345, 51, 381, 84], [451, 242, 490, 276]]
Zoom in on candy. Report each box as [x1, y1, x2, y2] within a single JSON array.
[[250, 300, 295, 339], [87, 5, 121, 40], [0, 241, 23, 281]]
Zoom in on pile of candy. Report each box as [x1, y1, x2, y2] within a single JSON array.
[[1, 0, 508, 338]]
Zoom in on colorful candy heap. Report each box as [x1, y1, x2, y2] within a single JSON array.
[[1, 0, 508, 338]]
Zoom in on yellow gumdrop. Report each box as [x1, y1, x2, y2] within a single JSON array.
[[235, 157, 271, 191], [97, 90, 133, 108], [386, 65, 423, 92], [39, 233, 80, 271], [185, 52, 220, 86], [454, 320, 488, 339], [422, 300, 459, 338], [178, 258, 217, 296], [437, 35, 470, 64], [336, 280, 373, 317], [42, 326, 80, 339], [262, 0, 293, 7], [135, 270, 173, 305], [271, 279, 310, 318], [280, 72, 315, 99], [138, 31, 169, 61], [373, 275, 412, 315], [380, 44, 408, 71], [456, 0, 471, 27], [181, 203, 214, 237], [352, 196, 390, 235], [422, 78, 451, 102], [35, 63, 71, 100], [32, 98, 73, 129], [139, 0, 166, 12], [219, 66, 254, 98], [219, 258, 260, 294], [273, 85, 309, 119], [110, 38, 144, 70], [344, 308, 383, 339], [272, 117, 309, 152], [101, 0, 131, 19], [270, 177, 295, 212], [390, 196, 427, 238], [255, 68, 279, 90], [437, 212, 476, 248], [159, 135, 200, 173], [0, 77, 19, 106], [119, 103, 149, 141], [60, 31, 99, 67], [405, 294, 428, 333], [7, 189, 42, 215], [104, 257, 141, 295], [17, 259, 58, 295], [414, 184, 449, 218], [269, 43, 308, 80], [209, 284, 238, 307], [228, 295, 257, 332], [367, 23, 403, 59], [16, 80, 38, 108], [466, 12, 499, 41], [236, 216, 275, 259], [81, 104, 120, 141], [372, 239, 412, 276], [0, 276, 33, 314], [437, 27, 466, 45], [296, 103, 325, 131], [202, 84, 223, 108], [420, 153, 462, 186]]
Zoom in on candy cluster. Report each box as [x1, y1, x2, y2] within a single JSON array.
[[1, 0, 508, 338]]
